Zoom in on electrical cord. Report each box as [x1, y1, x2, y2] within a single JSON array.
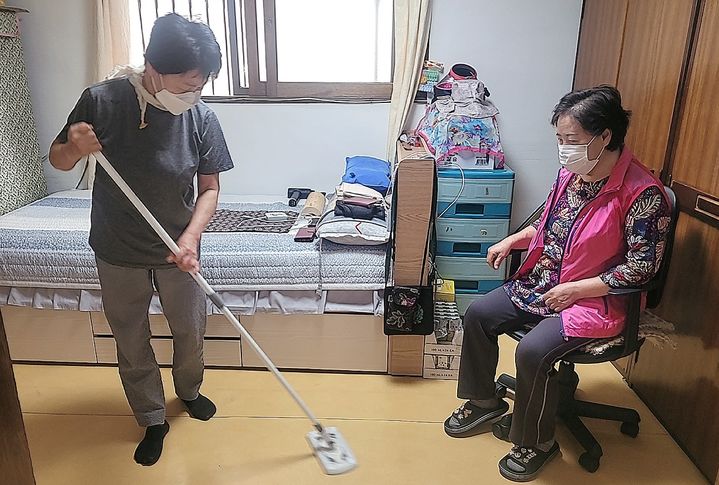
[[437, 161, 465, 218]]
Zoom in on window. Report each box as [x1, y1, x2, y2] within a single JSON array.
[[129, 0, 394, 100]]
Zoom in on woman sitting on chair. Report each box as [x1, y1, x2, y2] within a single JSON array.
[[444, 85, 672, 482]]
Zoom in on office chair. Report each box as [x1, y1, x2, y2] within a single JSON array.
[[492, 186, 678, 473]]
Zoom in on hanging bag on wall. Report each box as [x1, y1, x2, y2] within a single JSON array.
[[383, 166, 437, 336]]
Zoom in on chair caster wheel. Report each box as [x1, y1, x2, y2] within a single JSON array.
[[579, 452, 600, 473], [492, 414, 512, 442], [620, 421, 639, 438]]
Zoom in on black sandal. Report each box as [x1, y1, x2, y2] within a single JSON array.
[[443, 400, 509, 438], [498, 442, 561, 482]]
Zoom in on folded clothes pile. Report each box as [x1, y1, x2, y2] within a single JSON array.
[[333, 182, 386, 221], [313, 156, 392, 247]]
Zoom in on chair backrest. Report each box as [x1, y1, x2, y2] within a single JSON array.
[[611, 185, 679, 359], [645, 186, 679, 309]]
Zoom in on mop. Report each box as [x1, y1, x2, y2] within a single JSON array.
[[92, 151, 357, 475]]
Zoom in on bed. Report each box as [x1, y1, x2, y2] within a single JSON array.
[[0, 190, 390, 371]]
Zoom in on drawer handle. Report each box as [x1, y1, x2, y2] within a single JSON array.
[[480, 229, 488, 236], [696, 195, 719, 221], [456, 203, 485, 215], [453, 242, 483, 254]]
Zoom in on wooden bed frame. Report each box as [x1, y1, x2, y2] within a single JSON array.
[[1, 143, 432, 375], [1, 306, 390, 372]]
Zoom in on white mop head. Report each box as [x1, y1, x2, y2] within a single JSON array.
[[306, 427, 357, 475]]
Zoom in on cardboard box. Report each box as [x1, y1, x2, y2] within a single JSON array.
[[423, 368, 459, 380], [424, 353, 460, 370], [424, 329, 463, 355], [427, 300, 462, 356], [423, 353, 461, 379]]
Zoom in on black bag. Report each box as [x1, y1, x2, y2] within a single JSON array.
[[384, 285, 434, 335], [383, 166, 437, 336]]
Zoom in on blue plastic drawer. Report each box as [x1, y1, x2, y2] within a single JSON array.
[[437, 218, 510, 241], [455, 294, 481, 316], [436, 218, 509, 256], [453, 279, 504, 295], [438, 167, 515, 180], [454, 286, 506, 316], [437, 177, 514, 205], [436, 256, 506, 280], [455, 294, 478, 316], [436, 201, 511, 219], [437, 241, 493, 257]]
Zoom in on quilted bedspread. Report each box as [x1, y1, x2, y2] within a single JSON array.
[[0, 191, 386, 291]]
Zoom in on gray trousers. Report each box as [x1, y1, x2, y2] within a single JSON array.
[[457, 287, 596, 446], [96, 257, 207, 427]]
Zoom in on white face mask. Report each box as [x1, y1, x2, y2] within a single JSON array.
[[557, 135, 607, 175], [152, 75, 201, 115]]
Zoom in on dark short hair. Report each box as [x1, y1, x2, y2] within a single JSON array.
[[145, 13, 221, 79], [551, 85, 631, 151]]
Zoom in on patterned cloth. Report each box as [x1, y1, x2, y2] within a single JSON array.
[[418, 111, 504, 165], [205, 209, 298, 233], [505, 174, 670, 316], [0, 9, 47, 216]]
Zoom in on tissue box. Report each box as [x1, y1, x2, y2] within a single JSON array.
[[436, 279, 456, 302], [446, 150, 495, 170]]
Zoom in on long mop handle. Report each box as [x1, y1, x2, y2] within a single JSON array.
[[92, 151, 325, 433]]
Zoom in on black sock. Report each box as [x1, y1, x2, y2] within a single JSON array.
[[182, 393, 216, 421], [134, 421, 170, 466]]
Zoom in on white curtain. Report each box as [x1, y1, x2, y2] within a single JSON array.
[[93, 0, 131, 82], [82, 0, 130, 189], [386, 0, 432, 164]]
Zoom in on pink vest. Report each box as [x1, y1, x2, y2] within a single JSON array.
[[514, 148, 668, 338]]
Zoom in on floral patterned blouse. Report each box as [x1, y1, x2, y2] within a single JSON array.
[[504, 174, 671, 316]]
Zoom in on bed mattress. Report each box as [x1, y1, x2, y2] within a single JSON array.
[[0, 191, 386, 315]]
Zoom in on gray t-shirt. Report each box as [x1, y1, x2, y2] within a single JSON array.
[[57, 78, 234, 268]]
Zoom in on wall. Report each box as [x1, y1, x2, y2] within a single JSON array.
[[211, 102, 390, 196], [16, 0, 582, 227], [424, 0, 583, 227], [14, 0, 94, 191]]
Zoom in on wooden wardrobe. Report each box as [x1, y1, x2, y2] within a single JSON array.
[[575, 0, 719, 482]]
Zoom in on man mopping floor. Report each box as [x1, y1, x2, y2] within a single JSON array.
[[49, 13, 234, 466]]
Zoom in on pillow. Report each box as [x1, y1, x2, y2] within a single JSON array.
[[341, 156, 391, 195], [316, 196, 389, 246], [316, 214, 389, 246]]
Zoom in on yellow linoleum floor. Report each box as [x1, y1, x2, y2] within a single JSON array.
[[14, 338, 709, 485]]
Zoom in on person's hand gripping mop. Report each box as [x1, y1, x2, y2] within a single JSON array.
[[93, 151, 357, 475]]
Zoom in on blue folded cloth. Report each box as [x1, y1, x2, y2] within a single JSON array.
[[341, 156, 391, 195]]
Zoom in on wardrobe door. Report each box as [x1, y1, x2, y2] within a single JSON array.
[[669, 0, 719, 197], [573, 0, 628, 89], [631, 214, 719, 482], [573, 0, 695, 176], [629, 0, 719, 481], [616, 0, 696, 175]]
